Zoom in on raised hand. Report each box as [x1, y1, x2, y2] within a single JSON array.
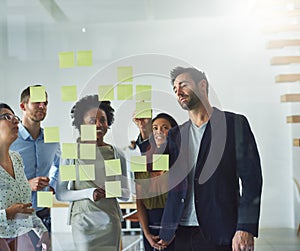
[[93, 187, 106, 201], [28, 176, 50, 191]]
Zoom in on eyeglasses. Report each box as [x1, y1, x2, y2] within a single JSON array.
[[0, 113, 21, 122]]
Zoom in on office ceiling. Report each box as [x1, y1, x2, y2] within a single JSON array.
[[1, 0, 259, 25]]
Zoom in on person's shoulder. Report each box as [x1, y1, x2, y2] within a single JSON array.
[[215, 107, 247, 121], [9, 150, 23, 161]]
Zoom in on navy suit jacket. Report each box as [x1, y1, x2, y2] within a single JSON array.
[[159, 108, 263, 245]]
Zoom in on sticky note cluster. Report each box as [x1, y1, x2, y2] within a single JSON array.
[[130, 154, 169, 172], [59, 50, 93, 68]]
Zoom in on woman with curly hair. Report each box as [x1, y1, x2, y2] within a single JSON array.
[[56, 95, 129, 251]]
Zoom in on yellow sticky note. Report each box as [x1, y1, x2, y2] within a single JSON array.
[[104, 159, 122, 176], [117, 66, 133, 82], [62, 143, 78, 159], [135, 102, 152, 118], [79, 164, 95, 181], [30, 86, 46, 103], [37, 191, 53, 208], [77, 50, 93, 66], [152, 154, 169, 171], [136, 85, 152, 101], [61, 85, 77, 102], [105, 181, 122, 198], [130, 156, 147, 172], [80, 144, 96, 160], [60, 165, 76, 181], [98, 85, 114, 101], [117, 84, 133, 100], [59, 51, 75, 68], [44, 127, 60, 143], [80, 125, 96, 141]]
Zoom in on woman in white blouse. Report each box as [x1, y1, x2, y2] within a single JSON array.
[[0, 103, 50, 251], [56, 95, 130, 251]]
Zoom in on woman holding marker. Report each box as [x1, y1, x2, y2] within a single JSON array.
[[56, 95, 129, 251], [0, 103, 50, 251], [135, 113, 178, 251]]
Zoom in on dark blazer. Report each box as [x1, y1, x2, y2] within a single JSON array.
[[159, 107, 263, 245]]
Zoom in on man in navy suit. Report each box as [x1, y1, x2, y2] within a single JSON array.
[[157, 67, 263, 251]]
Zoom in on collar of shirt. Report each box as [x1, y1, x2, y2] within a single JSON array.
[[18, 123, 43, 141]]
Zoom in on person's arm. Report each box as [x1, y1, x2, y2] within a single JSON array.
[[233, 115, 262, 251], [55, 159, 95, 202], [48, 144, 61, 192], [114, 147, 130, 201]]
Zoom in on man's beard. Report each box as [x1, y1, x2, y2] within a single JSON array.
[[178, 92, 201, 110]]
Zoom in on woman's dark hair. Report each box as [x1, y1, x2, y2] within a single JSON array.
[[148, 113, 178, 152], [71, 95, 114, 130], [152, 113, 178, 128], [0, 103, 15, 114]]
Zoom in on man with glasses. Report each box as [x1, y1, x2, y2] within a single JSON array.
[[157, 67, 262, 251], [10, 85, 60, 250]]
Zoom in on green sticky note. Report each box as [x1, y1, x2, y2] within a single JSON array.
[[98, 85, 114, 101], [152, 154, 169, 171], [59, 51, 75, 68], [30, 86, 46, 103], [117, 84, 133, 100], [80, 143, 96, 160], [136, 85, 152, 101], [117, 66, 133, 82], [62, 143, 78, 159], [105, 181, 122, 198], [61, 85, 77, 102], [44, 127, 60, 143], [135, 102, 152, 118], [104, 159, 122, 176], [79, 164, 95, 181], [60, 165, 76, 181], [77, 50, 93, 66], [80, 125, 96, 141], [130, 156, 147, 172], [37, 191, 53, 208]]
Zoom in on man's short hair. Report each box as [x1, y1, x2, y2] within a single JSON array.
[[170, 66, 209, 95], [20, 84, 48, 103]]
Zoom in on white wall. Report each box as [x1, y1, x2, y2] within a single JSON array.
[[0, 13, 294, 228]]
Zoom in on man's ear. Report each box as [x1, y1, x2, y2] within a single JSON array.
[[199, 79, 208, 95], [20, 102, 26, 111]]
